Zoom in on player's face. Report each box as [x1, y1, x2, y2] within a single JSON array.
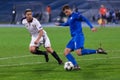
[[64, 9, 72, 16], [25, 11, 33, 22]]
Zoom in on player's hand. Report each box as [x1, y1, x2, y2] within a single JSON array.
[[34, 40, 39, 45], [55, 23, 60, 26], [91, 27, 97, 32]]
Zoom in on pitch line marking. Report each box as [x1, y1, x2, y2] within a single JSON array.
[[78, 57, 120, 61], [0, 62, 44, 67], [0, 55, 36, 60], [0, 57, 119, 67], [0, 50, 120, 60]]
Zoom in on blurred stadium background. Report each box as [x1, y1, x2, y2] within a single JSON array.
[[0, 0, 120, 25]]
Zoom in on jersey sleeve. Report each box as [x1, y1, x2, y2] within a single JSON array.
[[76, 13, 93, 29], [35, 19, 43, 31], [59, 21, 69, 26]]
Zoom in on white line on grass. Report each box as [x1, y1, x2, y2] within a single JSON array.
[[0, 50, 120, 61], [0, 50, 119, 68], [0, 56, 119, 67], [78, 57, 120, 61], [0, 55, 36, 60], [0, 62, 44, 67]]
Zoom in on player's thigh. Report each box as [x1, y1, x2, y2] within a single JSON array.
[[66, 38, 74, 51], [30, 36, 40, 47], [43, 34, 51, 48], [74, 35, 84, 50], [29, 37, 39, 53]]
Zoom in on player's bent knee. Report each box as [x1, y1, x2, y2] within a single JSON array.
[[46, 47, 53, 53], [76, 49, 82, 56], [64, 48, 71, 56], [76, 52, 82, 56], [64, 52, 69, 56], [29, 47, 36, 54], [30, 50, 35, 54]]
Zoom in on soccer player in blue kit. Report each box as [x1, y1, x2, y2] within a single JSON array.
[[56, 5, 107, 70]]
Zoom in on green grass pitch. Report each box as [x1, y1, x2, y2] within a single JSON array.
[[0, 26, 120, 80]]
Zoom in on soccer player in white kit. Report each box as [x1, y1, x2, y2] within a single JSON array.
[[22, 9, 63, 64]]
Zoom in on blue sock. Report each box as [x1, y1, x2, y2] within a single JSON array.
[[66, 53, 77, 66], [82, 49, 96, 55]]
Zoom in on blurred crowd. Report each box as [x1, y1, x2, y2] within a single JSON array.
[[97, 5, 120, 25], [11, 5, 52, 24], [11, 4, 120, 25]]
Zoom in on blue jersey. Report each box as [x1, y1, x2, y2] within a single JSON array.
[[60, 12, 93, 37]]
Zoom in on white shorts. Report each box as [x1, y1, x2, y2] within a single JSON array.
[[29, 33, 51, 48]]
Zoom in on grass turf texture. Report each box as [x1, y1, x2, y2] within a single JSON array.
[[0, 27, 120, 80]]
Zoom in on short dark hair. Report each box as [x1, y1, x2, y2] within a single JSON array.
[[24, 9, 32, 14], [62, 5, 71, 11]]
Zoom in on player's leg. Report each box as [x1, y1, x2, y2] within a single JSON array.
[[45, 47, 63, 64], [65, 38, 79, 68], [44, 33, 63, 64], [29, 36, 49, 62], [29, 46, 49, 62], [75, 35, 107, 56], [75, 48, 96, 56], [76, 48, 107, 56], [64, 48, 80, 70], [75, 35, 95, 55], [29, 46, 45, 55]]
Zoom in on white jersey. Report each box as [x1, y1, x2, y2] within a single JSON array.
[[22, 18, 51, 47], [22, 18, 46, 37]]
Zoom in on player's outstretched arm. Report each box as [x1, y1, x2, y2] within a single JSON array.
[[55, 23, 60, 26], [77, 14, 94, 29], [80, 15, 97, 32], [55, 22, 69, 26]]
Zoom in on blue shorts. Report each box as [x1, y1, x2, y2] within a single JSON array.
[[66, 35, 84, 50]]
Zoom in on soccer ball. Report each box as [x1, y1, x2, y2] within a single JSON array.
[[64, 61, 74, 71]]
